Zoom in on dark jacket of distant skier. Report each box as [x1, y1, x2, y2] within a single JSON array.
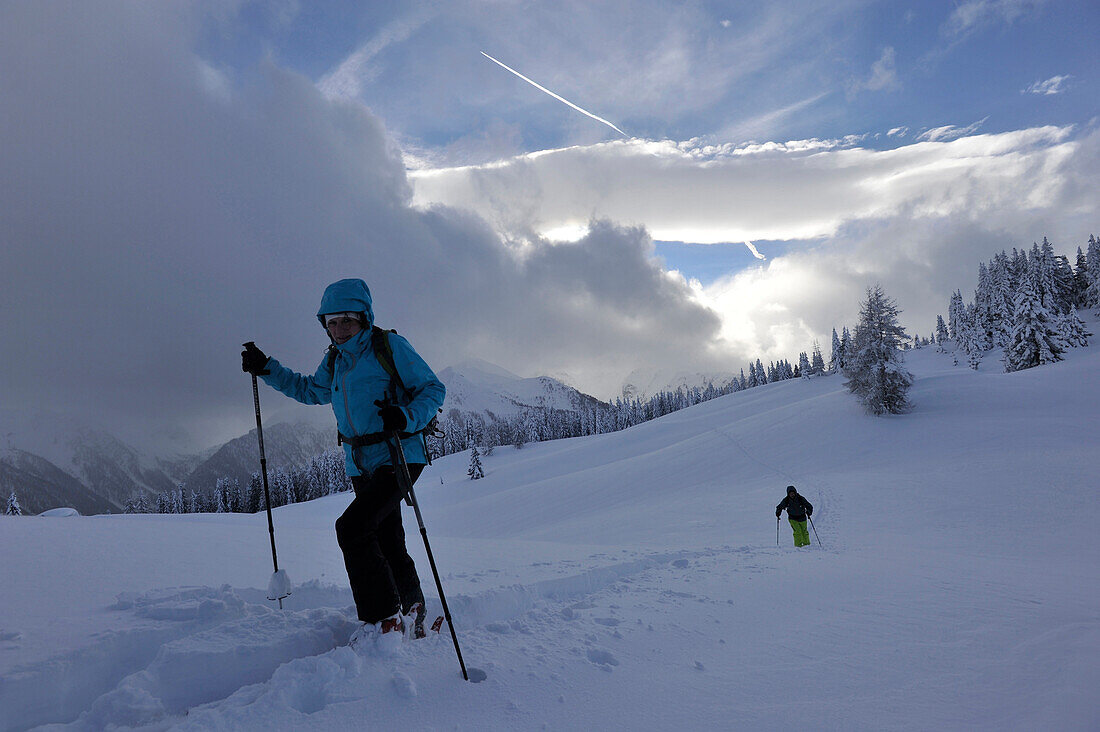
[[777, 486, 813, 548], [776, 487, 812, 521], [258, 278, 445, 479], [241, 277, 445, 635]]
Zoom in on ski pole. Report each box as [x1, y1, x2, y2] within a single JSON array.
[[386, 431, 472, 682], [807, 514, 822, 547], [776, 516, 780, 546], [246, 348, 290, 609]]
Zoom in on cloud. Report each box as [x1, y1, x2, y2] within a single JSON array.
[[1023, 75, 1072, 95], [411, 123, 1074, 244], [411, 124, 1099, 372], [853, 47, 900, 94], [3, 1, 1096, 453], [695, 218, 1010, 361], [913, 117, 989, 142], [713, 92, 830, 142], [693, 124, 1100, 364], [317, 10, 434, 99], [888, 126, 909, 138], [942, 0, 1047, 39], [314, 1, 880, 156], [0, 1, 730, 447]]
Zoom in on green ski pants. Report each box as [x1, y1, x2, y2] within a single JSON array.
[[789, 519, 810, 547]]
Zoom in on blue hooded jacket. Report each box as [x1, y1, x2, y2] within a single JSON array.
[[260, 278, 446, 477]]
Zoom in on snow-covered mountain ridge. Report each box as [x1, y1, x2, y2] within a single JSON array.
[[438, 359, 605, 418], [2, 318, 1097, 729], [620, 366, 739, 401], [0, 360, 603, 513], [0, 411, 332, 514]]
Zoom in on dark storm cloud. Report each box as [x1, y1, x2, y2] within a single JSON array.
[[0, 2, 722, 450]]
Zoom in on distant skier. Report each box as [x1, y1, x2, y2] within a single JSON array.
[[776, 485, 813, 547], [242, 278, 446, 648]]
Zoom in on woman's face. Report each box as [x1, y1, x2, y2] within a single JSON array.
[[326, 316, 362, 344]]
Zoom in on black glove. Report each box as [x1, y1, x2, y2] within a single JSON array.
[[776, 511, 782, 518], [807, 508, 813, 516], [241, 342, 270, 376], [378, 405, 407, 433]]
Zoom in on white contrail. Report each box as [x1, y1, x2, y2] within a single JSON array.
[[743, 241, 766, 260], [480, 51, 626, 137]]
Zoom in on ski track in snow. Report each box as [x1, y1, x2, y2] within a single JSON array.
[[10, 546, 772, 731]]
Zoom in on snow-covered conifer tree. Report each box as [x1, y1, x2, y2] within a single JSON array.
[[1073, 247, 1089, 308], [975, 262, 994, 346], [843, 286, 914, 415], [829, 328, 841, 373], [1005, 260, 1066, 372], [811, 343, 825, 374], [6, 490, 23, 516], [1086, 235, 1100, 310], [935, 315, 949, 350], [839, 327, 852, 371], [989, 253, 1013, 346], [467, 446, 484, 480], [1052, 253, 1075, 314], [1058, 306, 1091, 348], [798, 351, 810, 377], [214, 477, 229, 513], [948, 290, 964, 339], [954, 305, 983, 370], [755, 359, 767, 385]]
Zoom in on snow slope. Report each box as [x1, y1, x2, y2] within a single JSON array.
[[1, 335, 1098, 731]]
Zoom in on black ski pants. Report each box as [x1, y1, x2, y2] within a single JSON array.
[[336, 464, 425, 624]]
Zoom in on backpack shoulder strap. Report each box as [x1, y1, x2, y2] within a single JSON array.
[[325, 345, 338, 375], [371, 325, 409, 398]]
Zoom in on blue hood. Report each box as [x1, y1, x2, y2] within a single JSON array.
[[316, 278, 375, 329]]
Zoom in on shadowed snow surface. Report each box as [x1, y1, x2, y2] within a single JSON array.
[[1, 332, 1098, 730]]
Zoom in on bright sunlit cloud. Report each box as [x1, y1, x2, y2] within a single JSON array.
[[410, 126, 1076, 244]]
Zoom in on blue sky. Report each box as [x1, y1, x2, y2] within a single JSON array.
[[220, 0, 1098, 282], [1, 1, 1098, 448], [209, 0, 1098, 154]]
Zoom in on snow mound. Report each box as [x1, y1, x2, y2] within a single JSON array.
[[38, 507, 80, 517]]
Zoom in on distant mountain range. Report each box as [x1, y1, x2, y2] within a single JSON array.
[[0, 410, 331, 515], [437, 360, 605, 420], [620, 368, 740, 402], [0, 362, 609, 514]]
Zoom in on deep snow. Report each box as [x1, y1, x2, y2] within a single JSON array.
[[1, 335, 1098, 731]]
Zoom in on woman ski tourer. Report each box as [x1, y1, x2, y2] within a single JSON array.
[[242, 278, 445, 648], [776, 485, 813, 547]]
